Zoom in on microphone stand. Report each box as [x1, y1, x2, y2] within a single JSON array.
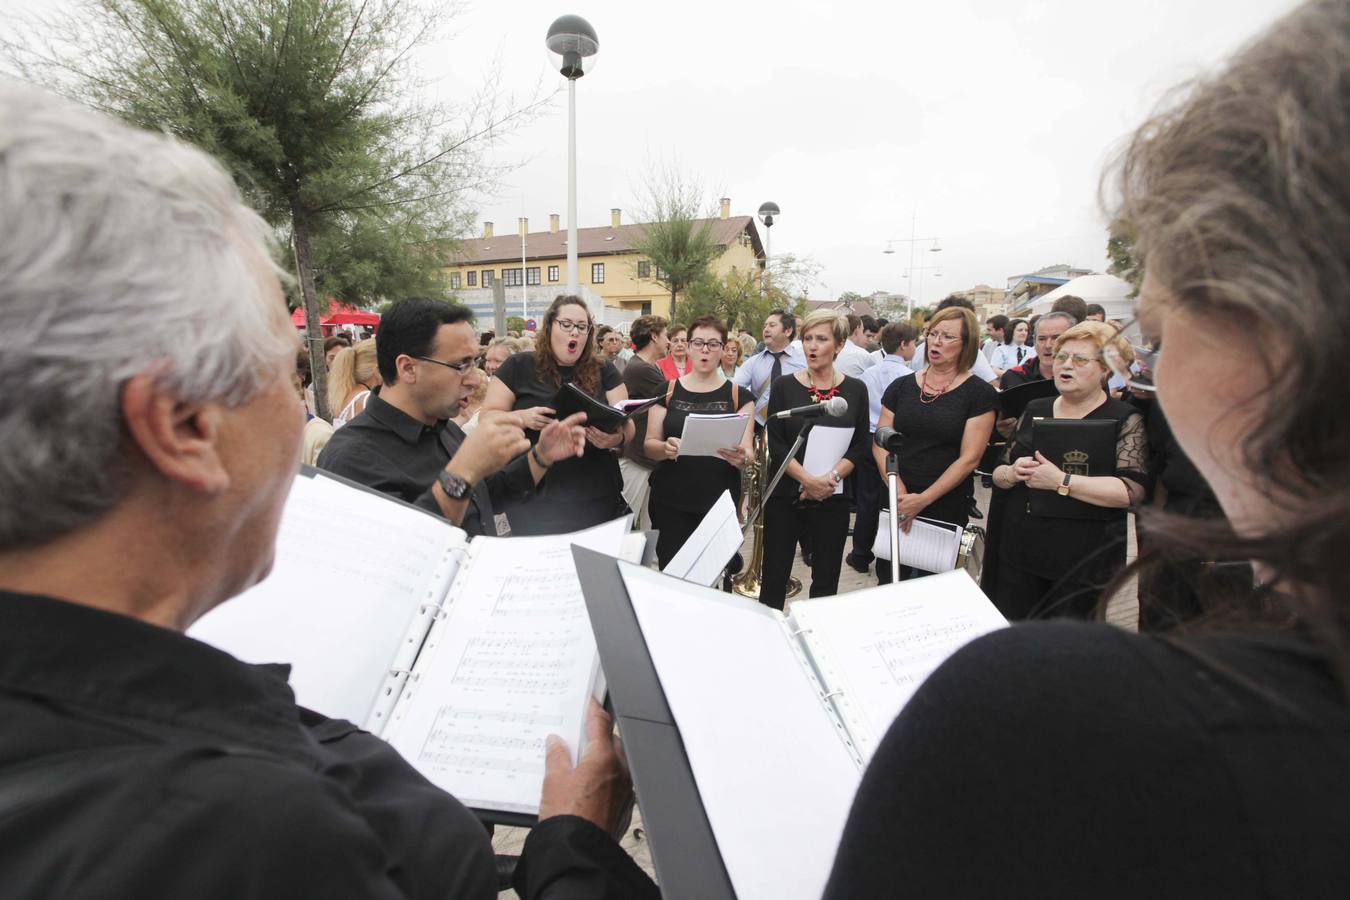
[[886, 449, 902, 585], [741, 419, 815, 541]]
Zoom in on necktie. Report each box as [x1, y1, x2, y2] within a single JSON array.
[[1017, 346, 1024, 363], [769, 350, 785, 385]]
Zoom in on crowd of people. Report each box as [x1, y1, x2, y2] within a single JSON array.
[[3, 0, 1349, 894], [290, 253, 1244, 631]]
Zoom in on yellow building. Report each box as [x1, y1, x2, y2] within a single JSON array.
[[440, 198, 765, 318]]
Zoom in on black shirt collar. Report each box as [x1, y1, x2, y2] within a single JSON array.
[[363, 389, 445, 445], [0, 590, 313, 758]]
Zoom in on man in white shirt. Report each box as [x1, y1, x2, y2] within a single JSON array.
[[734, 310, 806, 428], [982, 315, 1009, 363], [848, 322, 918, 572], [834, 313, 877, 379]]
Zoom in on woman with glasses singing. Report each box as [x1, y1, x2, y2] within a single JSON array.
[[872, 305, 997, 584], [644, 316, 755, 568], [989, 320, 1149, 619], [483, 295, 632, 534]]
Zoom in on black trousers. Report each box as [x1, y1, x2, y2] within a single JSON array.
[[649, 497, 706, 570], [760, 495, 850, 611], [851, 460, 884, 562], [994, 560, 1113, 621]]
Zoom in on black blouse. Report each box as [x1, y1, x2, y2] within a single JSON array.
[[998, 395, 1150, 579], [648, 379, 748, 514], [493, 352, 627, 535], [880, 374, 998, 524], [765, 374, 871, 501]]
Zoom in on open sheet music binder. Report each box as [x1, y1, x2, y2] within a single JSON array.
[[574, 548, 1007, 900], [190, 466, 645, 826]]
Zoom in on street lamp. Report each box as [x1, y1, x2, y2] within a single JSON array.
[[546, 15, 599, 303], [882, 215, 941, 317], [758, 201, 779, 291]]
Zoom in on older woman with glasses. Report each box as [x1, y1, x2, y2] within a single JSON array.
[[989, 320, 1149, 619], [483, 295, 633, 534], [872, 305, 997, 584]]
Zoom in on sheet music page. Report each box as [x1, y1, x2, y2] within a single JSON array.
[[789, 571, 1007, 762], [677, 413, 749, 458], [874, 514, 962, 571], [620, 563, 861, 900], [382, 517, 630, 815], [189, 472, 462, 724], [803, 426, 852, 494], [661, 490, 743, 586]]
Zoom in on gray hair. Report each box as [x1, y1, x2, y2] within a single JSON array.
[[1034, 311, 1077, 335], [0, 82, 294, 547]]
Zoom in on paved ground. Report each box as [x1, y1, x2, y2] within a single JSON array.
[[493, 486, 1139, 892]]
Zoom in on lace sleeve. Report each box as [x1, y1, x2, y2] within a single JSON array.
[[1115, 412, 1151, 502], [1001, 410, 1034, 468]]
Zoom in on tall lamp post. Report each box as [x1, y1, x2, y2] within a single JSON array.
[[758, 201, 779, 292], [546, 15, 599, 305], [883, 214, 941, 318]]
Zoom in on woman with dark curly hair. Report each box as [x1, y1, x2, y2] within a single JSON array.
[[825, 3, 1350, 895], [483, 295, 632, 534]]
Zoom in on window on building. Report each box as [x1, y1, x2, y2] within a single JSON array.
[[591, 262, 605, 284], [502, 267, 523, 287], [548, 265, 559, 282], [450, 272, 461, 289], [655, 265, 669, 280], [466, 270, 477, 287], [526, 267, 541, 285], [481, 269, 494, 287], [637, 260, 651, 279]]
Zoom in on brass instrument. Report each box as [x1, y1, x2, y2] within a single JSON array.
[[732, 431, 801, 599]]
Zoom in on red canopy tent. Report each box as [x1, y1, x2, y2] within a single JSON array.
[[290, 301, 380, 335]]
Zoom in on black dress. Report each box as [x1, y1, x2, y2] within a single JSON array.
[[877, 374, 997, 583], [760, 374, 871, 610], [647, 379, 747, 568], [994, 395, 1149, 620], [494, 351, 628, 535], [824, 622, 1350, 899]]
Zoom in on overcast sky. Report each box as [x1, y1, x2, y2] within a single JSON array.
[[2, 0, 1302, 305]]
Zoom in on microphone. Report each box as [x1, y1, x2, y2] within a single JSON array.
[[772, 395, 849, 420], [874, 425, 903, 452]]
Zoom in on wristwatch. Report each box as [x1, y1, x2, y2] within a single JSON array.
[[1057, 473, 1072, 497], [830, 468, 842, 485], [437, 469, 473, 500]]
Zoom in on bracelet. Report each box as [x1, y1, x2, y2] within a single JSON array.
[[530, 445, 551, 469]]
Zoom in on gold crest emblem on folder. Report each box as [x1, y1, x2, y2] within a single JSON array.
[[1061, 449, 1091, 476]]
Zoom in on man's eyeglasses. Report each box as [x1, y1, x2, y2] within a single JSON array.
[[416, 355, 477, 373], [555, 319, 590, 335], [1101, 317, 1159, 393], [689, 339, 724, 351]]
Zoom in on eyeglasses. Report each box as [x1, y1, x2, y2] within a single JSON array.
[[416, 355, 477, 373], [1052, 351, 1102, 368], [928, 331, 962, 345], [689, 339, 724, 351], [554, 319, 590, 335], [1101, 317, 1159, 393]]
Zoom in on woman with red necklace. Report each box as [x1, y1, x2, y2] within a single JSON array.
[[760, 309, 871, 610], [872, 305, 996, 583]]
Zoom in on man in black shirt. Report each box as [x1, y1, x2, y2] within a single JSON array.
[[319, 298, 586, 536], [0, 86, 655, 899]]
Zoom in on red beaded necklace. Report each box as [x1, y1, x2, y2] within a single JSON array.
[[808, 382, 840, 404]]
